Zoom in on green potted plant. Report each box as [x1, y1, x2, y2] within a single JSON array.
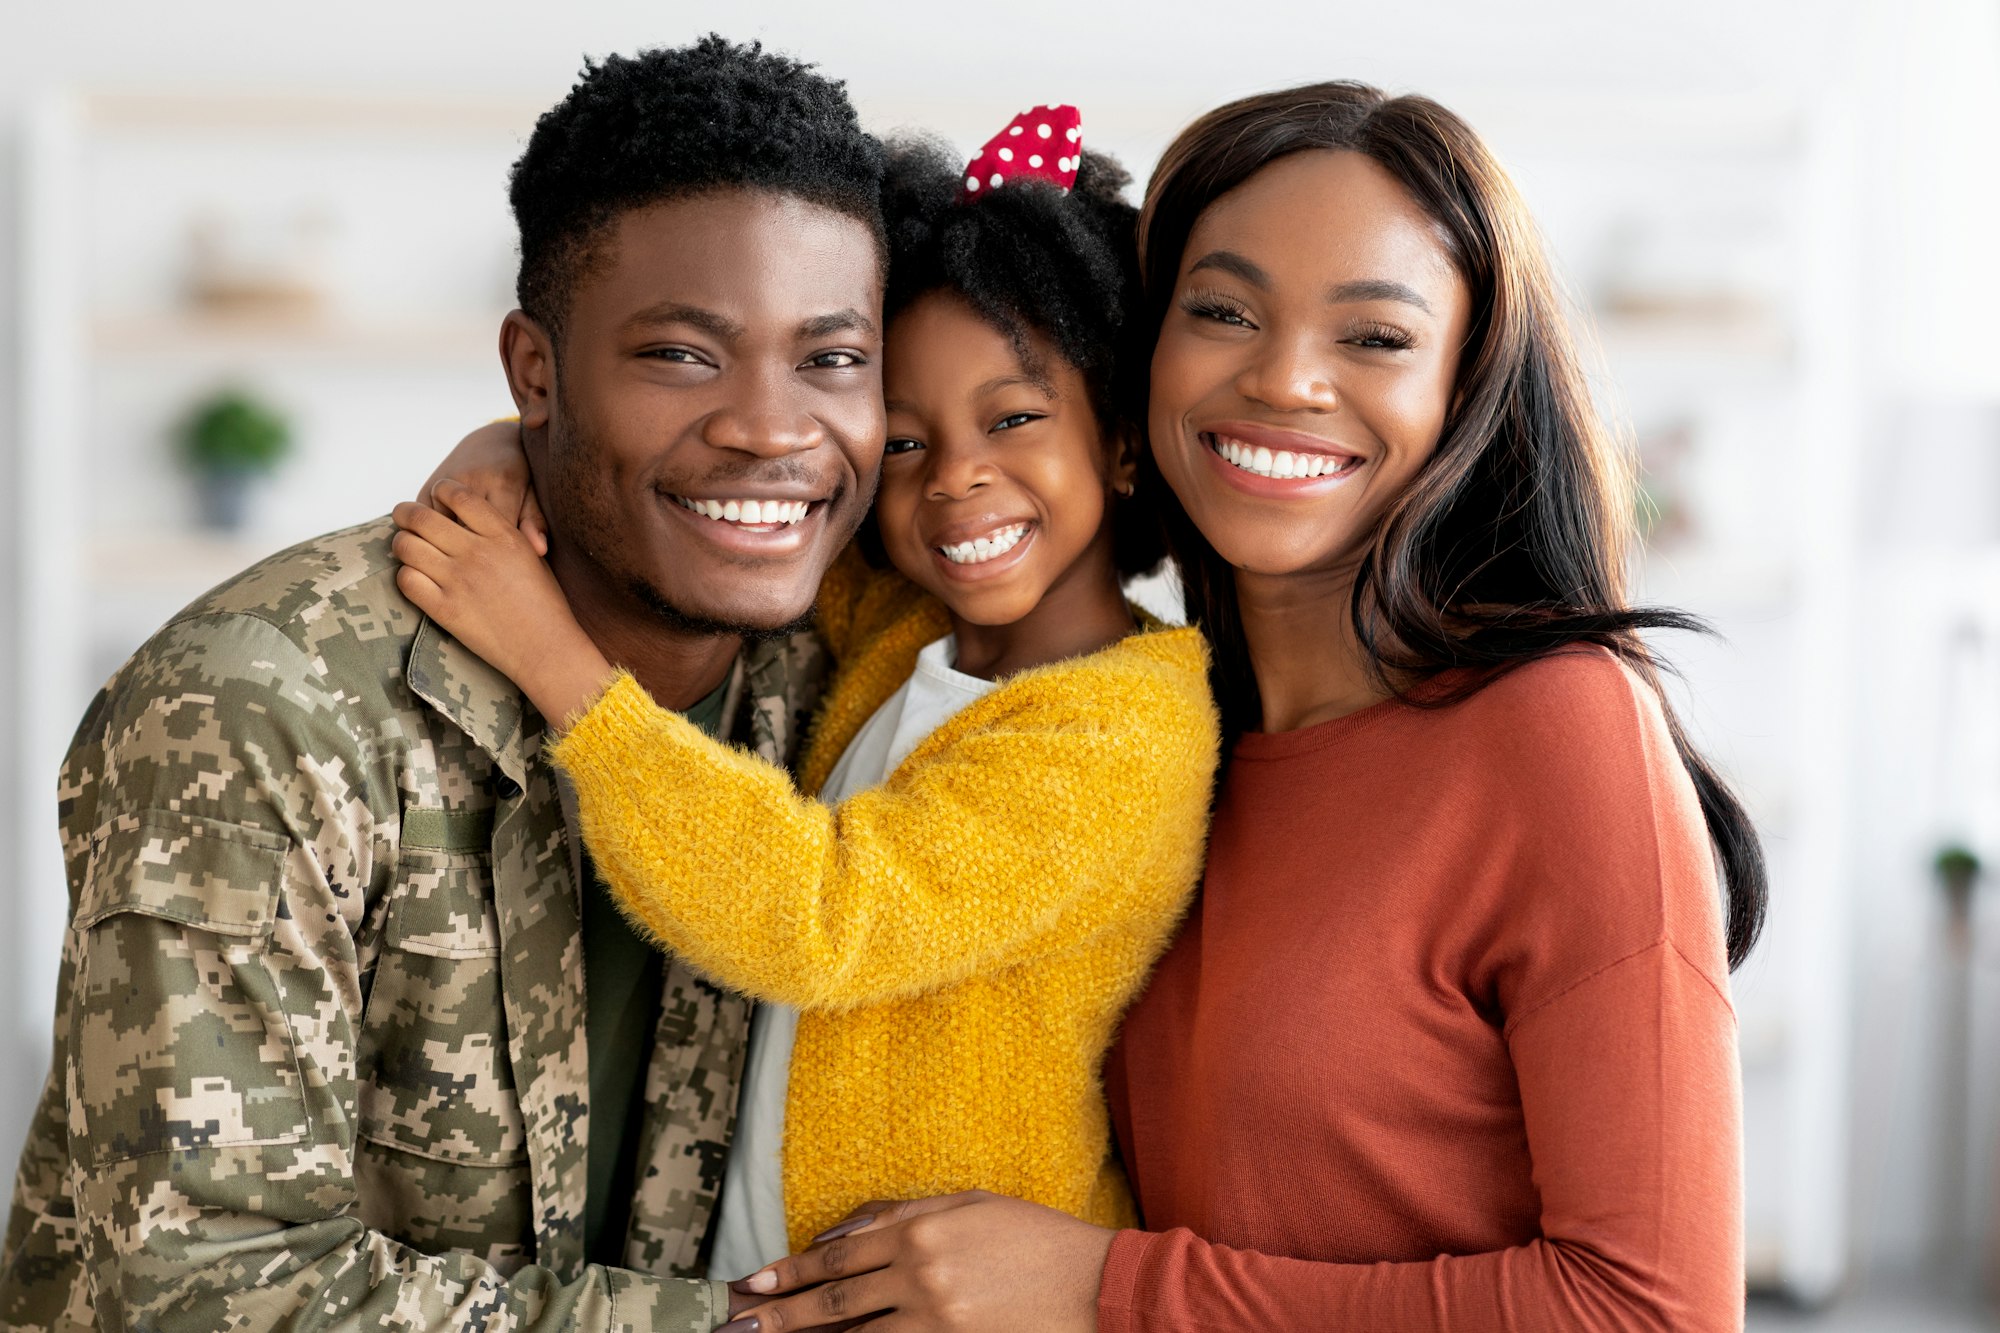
[[177, 388, 294, 531]]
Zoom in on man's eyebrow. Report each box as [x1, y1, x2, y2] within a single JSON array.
[[624, 302, 744, 340], [798, 308, 877, 340], [1328, 279, 1433, 314], [1187, 250, 1270, 289]]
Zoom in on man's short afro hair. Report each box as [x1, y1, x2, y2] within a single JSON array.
[[510, 35, 886, 342]]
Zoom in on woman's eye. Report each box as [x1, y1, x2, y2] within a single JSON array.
[[884, 437, 924, 456], [1181, 295, 1254, 328], [804, 350, 866, 370], [992, 412, 1042, 433], [1348, 325, 1415, 351]]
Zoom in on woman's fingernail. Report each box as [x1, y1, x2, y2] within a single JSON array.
[[730, 1269, 778, 1295], [716, 1320, 760, 1333], [810, 1215, 875, 1245]]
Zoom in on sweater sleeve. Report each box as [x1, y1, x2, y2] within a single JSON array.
[[1098, 940, 1743, 1333], [550, 635, 1217, 1011]]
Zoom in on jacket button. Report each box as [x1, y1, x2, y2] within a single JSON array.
[[495, 775, 521, 799]]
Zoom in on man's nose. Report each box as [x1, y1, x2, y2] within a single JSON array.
[[703, 375, 829, 456]]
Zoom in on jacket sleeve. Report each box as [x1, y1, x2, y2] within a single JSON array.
[[0, 613, 729, 1333], [551, 634, 1218, 1011]]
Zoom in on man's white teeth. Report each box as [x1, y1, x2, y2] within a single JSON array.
[[938, 524, 1029, 565], [1210, 435, 1351, 479], [674, 496, 811, 526]]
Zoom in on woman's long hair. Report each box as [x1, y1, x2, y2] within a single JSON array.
[[1140, 83, 1767, 970]]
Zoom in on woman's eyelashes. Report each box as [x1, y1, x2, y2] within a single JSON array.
[[1346, 322, 1416, 351], [1180, 290, 1255, 328]]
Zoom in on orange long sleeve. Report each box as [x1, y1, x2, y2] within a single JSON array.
[[1101, 647, 1744, 1332]]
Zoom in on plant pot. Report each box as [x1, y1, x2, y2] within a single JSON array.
[[195, 467, 261, 532]]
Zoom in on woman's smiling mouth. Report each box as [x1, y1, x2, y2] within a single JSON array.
[[1203, 431, 1363, 482]]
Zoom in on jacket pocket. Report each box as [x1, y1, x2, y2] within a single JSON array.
[[355, 837, 527, 1167], [69, 811, 310, 1166]]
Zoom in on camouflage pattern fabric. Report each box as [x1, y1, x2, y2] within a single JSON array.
[[0, 517, 825, 1332]]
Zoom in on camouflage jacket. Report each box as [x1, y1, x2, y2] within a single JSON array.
[[0, 518, 827, 1332]]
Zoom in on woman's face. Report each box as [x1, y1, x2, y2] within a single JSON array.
[[1149, 149, 1472, 581], [876, 291, 1129, 626]]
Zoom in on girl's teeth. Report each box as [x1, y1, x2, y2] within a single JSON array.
[[939, 524, 1029, 565], [674, 496, 809, 526], [1212, 436, 1349, 480]]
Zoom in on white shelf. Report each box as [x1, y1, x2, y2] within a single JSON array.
[[91, 313, 504, 368]]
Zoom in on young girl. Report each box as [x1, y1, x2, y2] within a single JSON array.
[[392, 113, 1218, 1284]]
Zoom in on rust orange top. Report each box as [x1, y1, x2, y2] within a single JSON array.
[[1102, 647, 1745, 1332]]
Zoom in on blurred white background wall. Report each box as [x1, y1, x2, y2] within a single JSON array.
[[2, 2, 1997, 1325]]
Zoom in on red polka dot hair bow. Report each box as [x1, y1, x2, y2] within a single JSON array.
[[960, 104, 1084, 202]]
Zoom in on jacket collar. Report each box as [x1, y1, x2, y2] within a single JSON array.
[[405, 617, 540, 789]]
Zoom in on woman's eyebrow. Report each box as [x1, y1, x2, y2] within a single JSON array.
[[1328, 278, 1433, 314], [1187, 250, 1270, 289]]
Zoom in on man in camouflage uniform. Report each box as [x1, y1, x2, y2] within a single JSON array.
[[0, 36, 887, 1332]]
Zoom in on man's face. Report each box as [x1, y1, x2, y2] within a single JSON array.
[[514, 189, 885, 636]]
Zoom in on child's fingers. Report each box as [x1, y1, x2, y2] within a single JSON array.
[[432, 479, 518, 540], [519, 487, 550, 557], [391, 500, 472, 554], [389, 527, 456, 582], [394, 563, 447, 615]]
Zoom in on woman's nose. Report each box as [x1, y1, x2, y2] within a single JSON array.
[[1235, 334, 1339, 413]]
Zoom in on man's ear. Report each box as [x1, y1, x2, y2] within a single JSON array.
[[499, 311, 556, 430]]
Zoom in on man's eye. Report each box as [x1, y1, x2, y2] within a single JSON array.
[[805, 350, 866, 370], [993, 412, 1042, 433], [642, 347, 705, 364], [884, 437, 924, 456]]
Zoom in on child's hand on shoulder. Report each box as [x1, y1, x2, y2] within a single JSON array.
[[393, 480, 614, 728], [416, 420, 548, 556]]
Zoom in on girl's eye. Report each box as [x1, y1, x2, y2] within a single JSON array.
[[1180, 293, 1255, 328], [992, 412, 1042, 433], [804, 350, 866, 370], [884, 437, 924, 456]]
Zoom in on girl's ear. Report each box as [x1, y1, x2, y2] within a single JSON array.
[[1109, 425, 1141, 498]]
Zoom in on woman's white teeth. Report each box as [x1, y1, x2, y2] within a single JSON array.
[[674, 496, 810, 526], [939, 524, 1029, 565], [1211, 435, 1350, 479]]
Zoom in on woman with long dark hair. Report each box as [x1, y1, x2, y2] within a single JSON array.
[[725, 81, 1761, 1333]]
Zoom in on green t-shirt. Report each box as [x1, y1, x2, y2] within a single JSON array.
[[581, 671, 731, 1265]]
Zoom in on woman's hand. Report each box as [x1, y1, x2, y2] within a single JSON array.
[[719, 1192, 1115, 1332], [416, 420, 549, 556], [392, 480, 616, 729]]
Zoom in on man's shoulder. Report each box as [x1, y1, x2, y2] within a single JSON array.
[[88, 516, 424, 748], [172, 515, 414, 659]]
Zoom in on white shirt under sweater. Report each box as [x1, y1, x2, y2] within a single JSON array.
[[707, 634, 999, 1280]]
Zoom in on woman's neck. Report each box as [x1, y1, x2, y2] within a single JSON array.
[[950, 540, 1135, 681], [1236, 560, 1390, 733]]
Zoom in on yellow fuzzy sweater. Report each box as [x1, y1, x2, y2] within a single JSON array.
[[549, 553, 1219, 1249]]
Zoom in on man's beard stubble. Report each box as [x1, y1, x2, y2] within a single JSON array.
[[544, 394, 830, 644]]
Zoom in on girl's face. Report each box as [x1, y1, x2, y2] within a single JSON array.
[[876, 292, 1132, 626], [1149, 149, 1472, 582]]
